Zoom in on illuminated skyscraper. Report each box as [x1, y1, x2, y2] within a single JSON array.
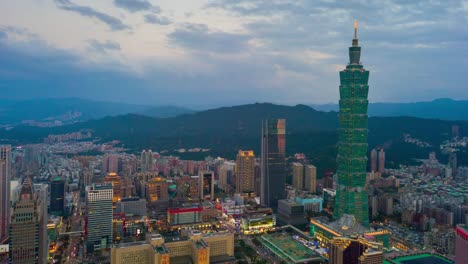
[[261, 119, 286, 210], [235, 150, 255, 195], [86, 183, 113, 253], [333, 21, 370, 226], [0, 145, 11, 243]]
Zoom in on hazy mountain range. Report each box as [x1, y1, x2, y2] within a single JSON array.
[[1, 102, 467, 176], [1, 98, 467, 127], [312, 98, 468, 120], [0, 98, 193, 126]]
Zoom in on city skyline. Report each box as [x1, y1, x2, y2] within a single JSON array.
[[1, 1, 467, 106]]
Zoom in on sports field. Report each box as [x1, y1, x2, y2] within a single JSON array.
[[261, 232, 320, 263], [385, 253, 454, 264]]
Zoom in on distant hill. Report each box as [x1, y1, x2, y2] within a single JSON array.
[[312, 98, 468, 120], [0, 98, 193, 125], [138, 106, 194, 118], [2, 103, 467, 175]]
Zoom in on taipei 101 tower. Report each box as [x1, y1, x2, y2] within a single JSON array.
[[333, 21, 370, 226]]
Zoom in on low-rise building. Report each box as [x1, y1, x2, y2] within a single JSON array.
[[111, 231, 235, 264]]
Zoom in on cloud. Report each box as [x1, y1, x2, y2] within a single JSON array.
[[88, 40, 121, 53], [1, 0, 468, 105], [55, 0, 130, 31], [113, 0, 160, 13], [169, 23, 250, 53], [144, 14, 171, 25]]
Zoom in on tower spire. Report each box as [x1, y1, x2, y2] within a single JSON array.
[[354, 20, 358, 39], [352, 19, 359, 47]]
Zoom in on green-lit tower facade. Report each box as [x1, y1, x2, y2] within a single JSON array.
[[333, 21, 369, 226]]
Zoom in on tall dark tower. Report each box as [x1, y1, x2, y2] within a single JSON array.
[[333, 21, 370, 226], [50, 177, 65, 216], [261, 119, 286, 210]]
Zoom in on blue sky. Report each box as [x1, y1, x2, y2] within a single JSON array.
[[0, 0, 467, 106]]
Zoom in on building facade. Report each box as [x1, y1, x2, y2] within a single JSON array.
[[456, 225, 468, 264], [104, 172, 122, 204], [261, 119, 286, 210], [378, 149, 385, 174], [334, 22, 370, 226], [50, 177, 65, 216], [0, 145, 11, 243], [304, 164, 317, 193], [292, 163, 304, 190], [115, 197, 147, 216], [86, 183, 113, 253], [199, 171, 214, 201], [9, 178, 40, 264], [235, 150, 255, 195], [111, 231, 235, 264], [329, 237, 383, 264]]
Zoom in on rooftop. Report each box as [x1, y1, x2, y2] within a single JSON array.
[[261, 232, 321, 263], [384, 253, 453, 264]]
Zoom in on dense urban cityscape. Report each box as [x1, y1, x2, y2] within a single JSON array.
[[1, 1, 468, 264], [0, 22, 467, 264]]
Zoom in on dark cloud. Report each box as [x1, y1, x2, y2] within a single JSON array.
[[55, 0, 130, 31], [88, 40, 121, 53], [144, 14, 171, 25], [169, 23, 250, 53], [113, 0, 160, 13], [2, 1, 468, 105]]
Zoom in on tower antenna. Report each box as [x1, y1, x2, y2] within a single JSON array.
[[354, 19, 358, 39]]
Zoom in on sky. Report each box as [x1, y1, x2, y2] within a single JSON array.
[[0, 0, 467, 107]]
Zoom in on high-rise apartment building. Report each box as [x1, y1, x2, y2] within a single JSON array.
[[0, 145, 11, 243], [50, 177, 65, 216], [261, 119, 286, 210], [235, 150, 255, 194], [140, 150, 153, 172], [9, 177, 40, 264], [334, 21, 370, 226], [370, 149, 377, 172], [456, 224, 468, 264], [305, 164, 317, 193], [292, 163, 304, 190], [102, 154, 120, 174], [329, 237, 383, 264], [86, 183, 113, 253], [449, 152, 457, 177], [378, 149, 385, 174]]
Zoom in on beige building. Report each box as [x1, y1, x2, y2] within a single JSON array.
[[292, 163, 304, 190], [304, 164, 317, 193], [111, 231, 235, 264], [235, 150, 255, 194]]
